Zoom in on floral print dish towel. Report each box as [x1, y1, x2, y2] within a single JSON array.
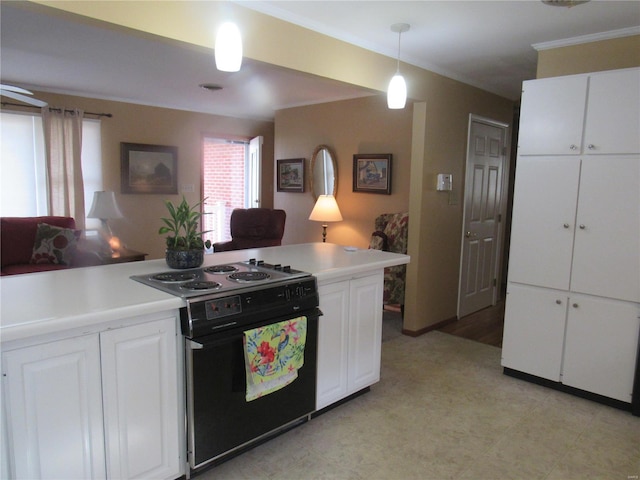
[[243, 316, 307, 402]]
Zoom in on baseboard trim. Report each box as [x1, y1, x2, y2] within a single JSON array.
[[503, 367, 635, 414], [401, 315, 457, 337]]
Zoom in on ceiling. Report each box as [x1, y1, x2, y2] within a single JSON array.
[[1, 1, 639, 121]]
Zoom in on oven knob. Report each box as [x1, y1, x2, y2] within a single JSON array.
[[283, 266, 291, 273], [274, 264, 282, 270], [257, 260, 264, 266]]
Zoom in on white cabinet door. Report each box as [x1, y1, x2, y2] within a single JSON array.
[[507, 157, 580, 289], [316, 281, 350, 410], [348, 272, 383, 392], [571, 157, 640, 302], [517, 75, 587, 155], [502, 283, 568, 381], [584, 68, 640, 154], [562, 295, 640, 403], [2, 335, 106, 480], [101, 316, 180, 480]]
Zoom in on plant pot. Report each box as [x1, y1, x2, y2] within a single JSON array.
[[165, 249, 204, 269]]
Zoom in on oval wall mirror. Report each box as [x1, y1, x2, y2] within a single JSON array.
[[310, 145, 338, 200]]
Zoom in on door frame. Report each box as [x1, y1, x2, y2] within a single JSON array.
[[457, 114, 511, 319]]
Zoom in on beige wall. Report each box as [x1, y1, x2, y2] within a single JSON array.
[[12, 91, 274, 260], [275, 85, 514, 334], [537, 35, 640, 78], [31, 1, 518, 334], [274, 95, 412, 247]]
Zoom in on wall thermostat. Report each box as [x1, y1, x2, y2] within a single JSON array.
[[437, 174, 453, 191]]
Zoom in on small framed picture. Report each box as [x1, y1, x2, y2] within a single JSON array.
[[277, 158, 305, 193], [353, 154, 392, 194], [121, 143, 178, 194]]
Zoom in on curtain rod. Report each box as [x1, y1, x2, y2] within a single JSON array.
[[1, 101, 113, 118]]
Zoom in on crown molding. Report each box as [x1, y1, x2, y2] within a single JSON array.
[[533, 26, 640, 51]]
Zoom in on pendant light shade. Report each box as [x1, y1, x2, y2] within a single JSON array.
[[215, 22, 243, 72], [387, 74, 407, 109], [387, 23, 410, 110]]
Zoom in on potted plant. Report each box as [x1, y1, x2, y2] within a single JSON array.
[[159, 196, 212, 269]]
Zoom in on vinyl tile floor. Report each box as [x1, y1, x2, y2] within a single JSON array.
[[196, 315, 640, 480]]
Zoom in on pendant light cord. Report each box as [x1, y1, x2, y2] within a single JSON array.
[[396, 30, 402, 74]]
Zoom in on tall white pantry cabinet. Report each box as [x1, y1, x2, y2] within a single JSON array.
[[502, 67, 640, 406]]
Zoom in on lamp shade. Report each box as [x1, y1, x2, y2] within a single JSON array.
[[309, 195, 343, 222], [387, 74, 407, 109], [215, 22, 243, 72], [87, 191, 123, 219]]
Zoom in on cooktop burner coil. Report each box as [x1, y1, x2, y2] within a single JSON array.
[[180, 281, 222, 291], [228, 271, 270, 283], [152, 272, 198, 283], [204, 265, 239, 274]]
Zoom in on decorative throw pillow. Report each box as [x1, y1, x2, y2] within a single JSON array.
[[30, 223, 80, 266]]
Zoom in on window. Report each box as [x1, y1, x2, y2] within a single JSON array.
[[0, 111, 102, 227]]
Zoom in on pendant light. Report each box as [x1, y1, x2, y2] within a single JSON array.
[[215, 22, 243, 72], [387, 23, 410, 109]]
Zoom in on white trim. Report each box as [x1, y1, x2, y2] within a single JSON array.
[[533, 26, 640, 51]]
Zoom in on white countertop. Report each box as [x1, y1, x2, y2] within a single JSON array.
[[0, 243, 408, 344]]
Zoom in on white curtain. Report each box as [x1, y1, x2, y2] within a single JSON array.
[[41, 107, 86, 229]]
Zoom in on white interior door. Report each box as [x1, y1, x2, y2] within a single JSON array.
[[247, 136, 262, 208], [458, 115, 508, 318]]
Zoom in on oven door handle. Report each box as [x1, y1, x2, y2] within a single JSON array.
[[187, 339, 204, 350]]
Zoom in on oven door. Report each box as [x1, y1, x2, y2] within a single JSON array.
[[185, 308, 319, 472]]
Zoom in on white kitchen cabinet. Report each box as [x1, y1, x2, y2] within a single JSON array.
[[507, 157, 580, 290], [583, 68, 640, 155], [3, 334, 106, 480], [517, 75, 588, 155], [503, 67, 640, 406], [501, 284, 567, 382], [316, 271, 383, 410], [508, 156, 639, 303], [570, 156, 640, 302], [518, 68, 640, 156], [100, 316, 181, 480], [562, 295, 640, 403], [1, 314, 182, 480]]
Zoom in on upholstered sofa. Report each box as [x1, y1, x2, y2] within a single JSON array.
[[1, 216, 100, 275], [213, 208, 286, 252], [369, 212, 409, 311]]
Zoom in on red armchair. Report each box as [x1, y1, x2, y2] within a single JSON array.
[[213, 208, 286, 252]]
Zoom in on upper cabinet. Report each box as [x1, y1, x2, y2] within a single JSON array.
[[583, 69, 640, 154], [518, 68, 640, 156]]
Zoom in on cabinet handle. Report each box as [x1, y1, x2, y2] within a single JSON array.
[[579, 224, 586, 230], [555, 299, 562, 305], [563, 223, 570, 229], [588, 144, 596, 150], [570, 144, 578, 150], [572, 303, 579, 308]]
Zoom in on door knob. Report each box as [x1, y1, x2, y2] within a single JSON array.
[[465, 231, 476, 238]]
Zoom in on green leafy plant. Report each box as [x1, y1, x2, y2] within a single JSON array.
[[158, 196, 212, 251]]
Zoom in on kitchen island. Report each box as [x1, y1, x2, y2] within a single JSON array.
[[0, 243, 409, 480]]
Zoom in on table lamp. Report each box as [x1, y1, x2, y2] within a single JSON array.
[[309, 195, 343, 242], [87, 191, 123, 254]]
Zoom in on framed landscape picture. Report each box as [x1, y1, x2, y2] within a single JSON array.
[[121, 142, 178, 194], [353, 153, 392, 194], [277, 158, 305, 193]]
